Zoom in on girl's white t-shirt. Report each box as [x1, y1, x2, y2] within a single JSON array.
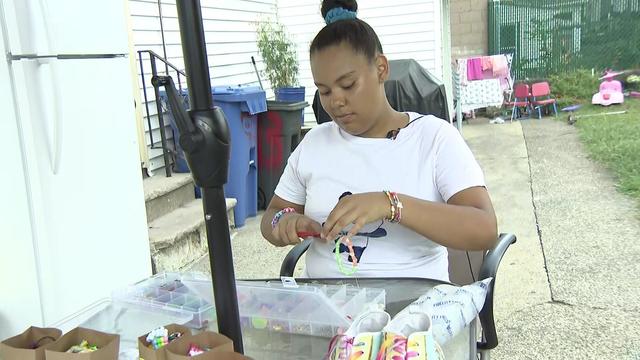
[[274, 113, 485, 281]]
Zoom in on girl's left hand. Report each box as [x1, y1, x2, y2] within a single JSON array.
[[322, 192, 390, 241]]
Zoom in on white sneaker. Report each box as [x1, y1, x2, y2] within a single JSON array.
[[378, 310, 441, 360], [328, 310, 390, 360]]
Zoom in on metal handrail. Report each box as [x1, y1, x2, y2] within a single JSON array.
[[137, 50, 188, 177], [139, 50, 187, 77]]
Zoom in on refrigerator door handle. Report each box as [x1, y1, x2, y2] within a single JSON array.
[[35, 58, 63, 174]]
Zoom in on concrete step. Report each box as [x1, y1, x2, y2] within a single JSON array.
[[143, 173, 195, 222], [148, 198, 238, 272]]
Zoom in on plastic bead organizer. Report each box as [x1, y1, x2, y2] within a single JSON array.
[[113, 272, 386, 337]]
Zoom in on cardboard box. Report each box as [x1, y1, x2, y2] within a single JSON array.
[[165, 332, 233, 360], [206, 353, 253, 360], [168, 351, 253, 360], [0, 326, 62, 360], [44, 327, 119, 360], [138, 324, 192, 360]]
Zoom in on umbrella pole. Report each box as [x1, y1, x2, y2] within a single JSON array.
[[173, 0, 244, 352]]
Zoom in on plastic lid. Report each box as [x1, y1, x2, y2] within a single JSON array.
[[212, 85, 267, 115], [266, 101, 309, 111], [212, 85, 264, 95]]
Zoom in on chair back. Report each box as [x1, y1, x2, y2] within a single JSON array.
[[448, 249, 484, 285], [513, 83, 530, 99], [531, 82, 551, 97]]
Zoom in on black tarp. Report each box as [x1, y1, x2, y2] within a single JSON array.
[[313, 59, 450, 124]]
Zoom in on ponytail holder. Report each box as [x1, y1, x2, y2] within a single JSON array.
[[324, 7, 357, 24]]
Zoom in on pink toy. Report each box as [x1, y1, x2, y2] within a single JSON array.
[[592, 70, 624, 106]]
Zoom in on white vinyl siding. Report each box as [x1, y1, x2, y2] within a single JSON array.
[[129, 0, 277, 174], [128, 0, 451, 172], [277, 0, 448, 124]]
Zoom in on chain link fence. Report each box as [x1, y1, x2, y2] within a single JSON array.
[[489, 0, 640, 80]]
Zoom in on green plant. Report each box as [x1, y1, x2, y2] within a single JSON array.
[[547, 69, 600, 108], [256, 20, 299, 89]]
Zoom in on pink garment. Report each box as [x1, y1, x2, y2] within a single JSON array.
[[467, 58, 484, 81], [492, 55, 509, 78], [481, 56, 493, 71]]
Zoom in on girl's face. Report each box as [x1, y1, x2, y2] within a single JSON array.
[[311, 42, 389, 137]]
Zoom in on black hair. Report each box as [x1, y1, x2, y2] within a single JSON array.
[[310, 0, 383, 63]]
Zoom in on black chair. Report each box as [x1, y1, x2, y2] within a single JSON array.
[[280, 233, 517, 360]]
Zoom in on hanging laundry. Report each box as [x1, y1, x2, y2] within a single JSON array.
[[492, 55, 509, 78], [466, 58, 484, 81], [457, 59, 468, 85], [459, 79, 504, 113], [481, 56, 493, 71]]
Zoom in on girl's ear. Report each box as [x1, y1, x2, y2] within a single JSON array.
[[375, 54, 390, 83]]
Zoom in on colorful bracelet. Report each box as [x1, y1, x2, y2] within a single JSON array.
[[383, 191, 403, 223], [271, 207, 296, 229]]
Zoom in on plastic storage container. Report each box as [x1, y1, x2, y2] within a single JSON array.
[[212, 86, 266, 227], [181, 276, 386, 337], [257, 101, 308, 209], [111, 272, 216, 330], [53, 298, 192, 360]]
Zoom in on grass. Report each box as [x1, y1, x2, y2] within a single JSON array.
[[568, 99, 640, 201]]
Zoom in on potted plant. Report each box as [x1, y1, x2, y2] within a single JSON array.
[[256, 19, 305, 102]]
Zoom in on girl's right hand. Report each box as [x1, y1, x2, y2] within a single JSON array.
[[272, 213, 323, 246]]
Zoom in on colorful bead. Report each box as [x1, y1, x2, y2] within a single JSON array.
[[271, 207, 296, 228]]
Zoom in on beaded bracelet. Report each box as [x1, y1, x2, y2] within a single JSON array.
[[383, 190, 403, 223], [271, 207, 296, 228], [334, 236, 358, 275]]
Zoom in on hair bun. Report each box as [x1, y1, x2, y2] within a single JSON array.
[[321, 0, 358, 18]]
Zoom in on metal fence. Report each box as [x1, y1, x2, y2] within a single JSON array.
[[489, 0, 640, 80]]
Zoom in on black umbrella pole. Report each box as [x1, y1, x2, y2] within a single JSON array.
[[202, 187, 243, 353], [175, 0, 244, 352]]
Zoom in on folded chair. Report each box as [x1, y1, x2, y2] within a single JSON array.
[[280, 233, 517, 360], [531, 82, 558, 119]]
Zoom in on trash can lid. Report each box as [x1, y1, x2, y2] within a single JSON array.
[[212, 85, 267, 115], [266, 100, 309, 111]]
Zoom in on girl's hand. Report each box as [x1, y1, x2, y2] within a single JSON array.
[[272, 213, 323, 246], [322, 192, 389, 241]]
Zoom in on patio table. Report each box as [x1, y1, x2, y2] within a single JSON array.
[[223, 277, 477, 360]]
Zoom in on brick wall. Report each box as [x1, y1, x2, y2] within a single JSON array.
[[450, 0, 488, 59]]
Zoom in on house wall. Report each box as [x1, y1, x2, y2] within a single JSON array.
[[128, 0, 277, 174], [450, 0, 488, 59], [277, 0, 449, 124], [128, 0, 454, 172]]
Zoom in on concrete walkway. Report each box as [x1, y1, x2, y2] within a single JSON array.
[[466, 118, 640, 359], [192, 118, 640, 359]]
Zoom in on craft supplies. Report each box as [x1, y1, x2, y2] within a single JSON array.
[[188, 343, 207, 356], [271, 207, 296, 228], [145, 326, 183, 350], [66, 340, 98, 353], [334, 236, 358, 276], [181, 275, 386, 336]]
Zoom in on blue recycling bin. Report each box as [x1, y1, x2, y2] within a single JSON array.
[[160, 86, 266, 227], [212, 86, 266, 227]]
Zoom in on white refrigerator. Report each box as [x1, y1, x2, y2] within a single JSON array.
[[0, 0, 151, 339]]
